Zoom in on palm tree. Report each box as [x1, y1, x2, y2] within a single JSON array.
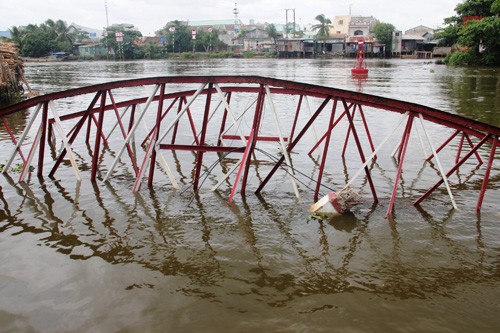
[[312, 14, 332, 38]]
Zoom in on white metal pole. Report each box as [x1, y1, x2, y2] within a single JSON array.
[[2, 103, 42, 174], [265, 85, 300, 198], [104, 84, 160, 182], [418, 113, 457, 209]]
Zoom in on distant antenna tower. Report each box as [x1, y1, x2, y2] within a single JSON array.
[[105, 0, 110, 27], [233, 2, 240, 33]]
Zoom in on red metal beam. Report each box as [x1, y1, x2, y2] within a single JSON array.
[[387, 114, 414, 217], [476, 136, 498, 211], [414, 133, 493, 206]]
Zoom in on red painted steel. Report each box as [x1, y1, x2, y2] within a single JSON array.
[[314, 98, 338, 201], [387, 114, 414, 217], [476, 136, 498, 211], [0, 76, 498, 213], [1, 116, 26, 163]]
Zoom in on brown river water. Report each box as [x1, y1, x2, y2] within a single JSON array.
[[0, 58, 499, 332]]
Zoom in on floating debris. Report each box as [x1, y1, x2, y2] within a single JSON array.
[[310, 186, 361, 215]]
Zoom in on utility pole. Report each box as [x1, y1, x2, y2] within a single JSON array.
[[285, 8, 296, 38]]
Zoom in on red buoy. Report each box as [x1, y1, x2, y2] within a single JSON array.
[[351, 41, 368, 76]]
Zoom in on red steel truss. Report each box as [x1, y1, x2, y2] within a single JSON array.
[[0, 76, 498, 214]]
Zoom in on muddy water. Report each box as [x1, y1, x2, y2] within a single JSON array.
[[0, 59, 499, 332]]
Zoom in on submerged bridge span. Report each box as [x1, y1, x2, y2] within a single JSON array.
[[0, 76, 498, 216]]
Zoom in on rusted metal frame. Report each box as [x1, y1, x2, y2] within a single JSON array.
[[256, 96, 332, 194], [105, 106, 130, 140], [147, 84, 166, 187], [214, 83, 251, 144], [133, 83, 208, 189], [241, 84, 266, 196], [308, 103, 353, 156], [37, 102, 49, 176], [184, 96, 201, 146], [159, 144, 245, 153], [104, 84, 161, 182], [342, 104, 358, 157], [139, 97, 178, 147], [128, 105, 136, 134], [2, 76, 499, 138], [91, 90, 108, 181], [358, 105, 376, 157], [89, 113, 109, 147], [1, 116, 26, 163], [132, 132, 155, 193], [417, 114, 457, 209], [289, 94, 304, 145], [265, 84, 300, 198], [414, 133, 493, 207], [229, 128, 255, 203], [171, 97, 184, 145], [217, 92, 232, 146], [341, 98, 378, 203], [314, 98, 338, 201], [47, 102, 82, 181], [426, 129, 460, 161], [476, 135, 498, 212], [386, 114, 414, 217], [456, 133, 465, 164], [342, 112, 410, 190], [463, 132, 483, 165], [2, 103, 43, 175], [18, 125, 43, 182], [49, 92, 102, 177], [193, 83, 213, 190], [107, 91, 133, 144], [222, 135, 288, 142]]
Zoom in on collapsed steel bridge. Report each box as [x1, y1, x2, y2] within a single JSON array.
[[0, 76, 498, 216]]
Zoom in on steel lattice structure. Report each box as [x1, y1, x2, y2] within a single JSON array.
[[0, 76, 498, 216]]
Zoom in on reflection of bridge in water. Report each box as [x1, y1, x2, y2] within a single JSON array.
[[0, 76, 498, 215]]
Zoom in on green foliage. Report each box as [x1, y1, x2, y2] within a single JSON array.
[[439, 0, 499, 66], [457, 17, 500, 65], [455, 0, 494, 16], [102, 27, 142, 60], [194, 29, 221, 52], [312, 14, 332, 38], [9, 19, 76, 57], [373, 22, 395, 52], [492, 0, 500, 14], [266, 24, 278, 42], [432, 24, 460, 46]]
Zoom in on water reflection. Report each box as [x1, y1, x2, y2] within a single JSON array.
[[2, 176, 499, 305], [442, 67, 500, 126]]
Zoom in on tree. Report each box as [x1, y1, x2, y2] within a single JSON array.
[[312, 14, 332, 38], [195, 29, 220, 52], [266, 24, 278, 44], [102, 27, 142, 60], [455, 16, 500, 65], [455, 0, 494, 16], [441, 0, 499, 66], [373, 22, 395, 55], [492, 0, 500, 15], [158, 21, 191, 53]]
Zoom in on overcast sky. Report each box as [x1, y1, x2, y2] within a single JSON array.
[[1, 0, 459, 35]]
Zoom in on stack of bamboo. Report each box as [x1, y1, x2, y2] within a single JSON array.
[[0, 42, 30, 103]]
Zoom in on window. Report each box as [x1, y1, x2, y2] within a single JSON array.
[[339, 20, 343, 25], [354, 30, 363, 36]]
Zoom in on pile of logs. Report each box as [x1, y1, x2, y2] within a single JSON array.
[[0, 42, 31, 104]]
